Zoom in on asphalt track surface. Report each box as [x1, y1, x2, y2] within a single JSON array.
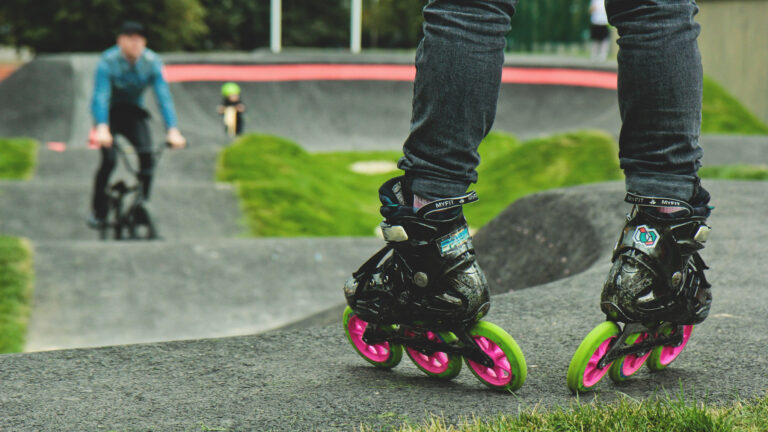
[[1, 52, 767, 430]]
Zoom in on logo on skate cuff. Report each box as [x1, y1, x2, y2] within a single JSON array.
[[633, 225, 659, 247]]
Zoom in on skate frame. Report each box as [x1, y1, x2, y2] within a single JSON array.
[[596, 321, 685, 370], [362, 324, 495, 368]]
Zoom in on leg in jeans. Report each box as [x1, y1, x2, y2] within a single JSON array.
[[126, 120, 154, 200], [397, 0, 517, 201], [91, 146, 117, 219], [606, 0, 709, 207], [112, 108, 155, 200], [601, 0, 712, 327], [346, 0, 519, 327]]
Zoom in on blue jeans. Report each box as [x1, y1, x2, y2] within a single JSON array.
[[399, 0, 709, 207]]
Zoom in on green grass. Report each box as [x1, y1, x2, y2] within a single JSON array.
[[467, 130, 621, 227], [702, 76, 768, 135], [0, 236, 34, 353], [217, 131, 622, 237], [700, 164, 768, 181], [0, 137, 37, 179], [0, 138, 37, 353], [217, 134, 402, 236], [363, 394, 768, 432]]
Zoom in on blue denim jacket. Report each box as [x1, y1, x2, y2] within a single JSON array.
[[91, 45, 177, 128]]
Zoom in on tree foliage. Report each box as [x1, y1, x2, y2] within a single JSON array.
[[0, 0, 207, 52], [0, 0, 592, 53], [364, 0, 424, 49]]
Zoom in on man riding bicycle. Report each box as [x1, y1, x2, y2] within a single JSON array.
[[88, 21, 186, 228]]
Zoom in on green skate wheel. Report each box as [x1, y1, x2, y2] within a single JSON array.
[[464, 321, 527, 392], [647, 324, 694, 371], [404, 329, 462, 380], [608, 331, 651, 383], [567, 321, 620, 394], [343, 306, 403, 369]]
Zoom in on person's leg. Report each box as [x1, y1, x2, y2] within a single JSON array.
[[346, 0, 518, 326], [607, 0, 709, 208], [91, 145, 117, 220], [598, 33, 611, 61], [601, 0, 711, 326], [122, 115, 155, 200], [398, 0, 517, 201]]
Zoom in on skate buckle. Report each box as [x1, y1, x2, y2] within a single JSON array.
[[381, 223, 409, 242], [694, 225, 710, 243]]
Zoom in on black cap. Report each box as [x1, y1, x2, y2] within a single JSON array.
[[119, 21, 146, 37]]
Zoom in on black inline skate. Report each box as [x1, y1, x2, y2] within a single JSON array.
[[342, 177, 527, 391], [567, 192, 712, 393]]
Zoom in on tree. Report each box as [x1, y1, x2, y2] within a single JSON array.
[[364, 0, 424, 49], [198, 0, 270, 50], [0, 0, 208, 53]]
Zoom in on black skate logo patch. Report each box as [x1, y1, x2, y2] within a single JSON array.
[[633, 225, 659, 247]]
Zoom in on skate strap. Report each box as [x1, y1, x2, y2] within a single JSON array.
[[625, 193, 693, 216], [416, 191, 478, 218]]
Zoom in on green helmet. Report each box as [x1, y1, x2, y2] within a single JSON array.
[[221, 82, 241, 97]]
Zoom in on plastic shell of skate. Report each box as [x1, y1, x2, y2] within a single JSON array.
[[342, 307, 527, 392]]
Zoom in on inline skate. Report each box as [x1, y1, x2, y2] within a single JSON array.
[[567, 192, 712, 393], [343, 177, 527, 391]]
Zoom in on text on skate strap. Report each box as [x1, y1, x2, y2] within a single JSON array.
[[624, 193, 693, 214], [417, 191, 478, 218]]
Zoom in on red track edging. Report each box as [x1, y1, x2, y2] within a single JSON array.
[[164, 64, 617, 90]]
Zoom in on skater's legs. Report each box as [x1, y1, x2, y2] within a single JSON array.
[[398, 0, 517, 200], [607, 0, 708, 205], [91, 146, 117, 218], [111, 106, 155, 200]]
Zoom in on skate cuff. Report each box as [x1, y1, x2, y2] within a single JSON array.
[[625, 193, 694, 217], [416, 191, 478, 219]]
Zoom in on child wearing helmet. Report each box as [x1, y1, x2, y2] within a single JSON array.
[[217, 82, 246, 136]]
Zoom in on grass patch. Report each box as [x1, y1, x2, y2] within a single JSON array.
[[700, 164, 768, 181], [217, 134, 402, 236], [218, 130, 767, 238], [363, 394, 768, 432], [0, 236, 34, 353], [217, 131, 622, 237], [467, 130, 621, 227], [702, 76, 768, 135], [0, 137, 37, 179]]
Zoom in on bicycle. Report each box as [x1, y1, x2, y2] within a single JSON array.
[[97, 139, 176, 241]]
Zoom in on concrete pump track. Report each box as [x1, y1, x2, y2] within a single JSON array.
[[1, 52, 767, 431]]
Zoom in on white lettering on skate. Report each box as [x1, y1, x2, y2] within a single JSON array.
[[435, 200, 455, 208], [660, 199, 682, 207]]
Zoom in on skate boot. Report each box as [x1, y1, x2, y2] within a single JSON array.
[[342, 176, 526, 391], [568, 192, 712, 393]]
